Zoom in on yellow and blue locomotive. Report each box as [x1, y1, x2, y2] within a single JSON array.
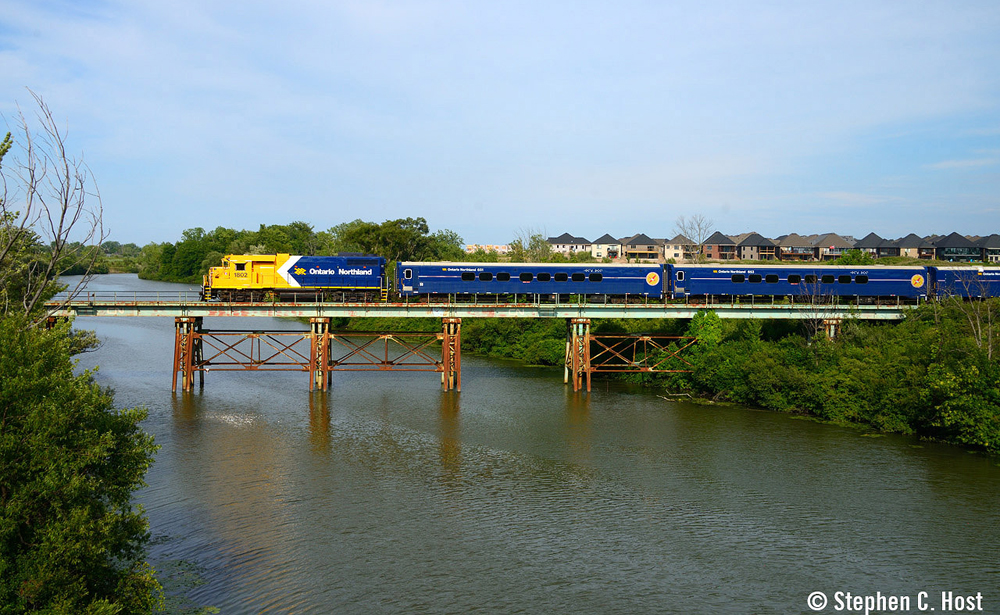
[[202, 254, 387, 302]]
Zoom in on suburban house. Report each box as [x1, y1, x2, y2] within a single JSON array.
[[896, 234, 936, 259], [663, 234, 697, 262], [546, 233, 591, 256], [589, 234, 621, 260], [736, 233, 777, 260], [934, 232, 981, 262], [978, 234, 1000, 263], [776, 233, 816, 260], [813, 233, 854, 260], [702, 231, 737, 260], [853, 232, 886, 257], [619, 233, 662, 261]]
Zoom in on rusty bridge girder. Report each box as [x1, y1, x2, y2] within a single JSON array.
[[563, 318, 697, 392], [172, 317, 461, 392]]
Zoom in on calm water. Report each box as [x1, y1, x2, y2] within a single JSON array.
[[69, 275, 1000, 614]]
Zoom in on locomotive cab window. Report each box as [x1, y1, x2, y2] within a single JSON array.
[[497, 272, 510, 282], [731, 274, 745, 283], [537, 272, 551, 282], [520, 272, 533, 282], [838, 275, 852, 284], [236, 263, 246, 271], [461, 272, 475, 281], [589, 273, 603, 282], [765, 274, 779, 283], [821, 275, 835, 284], [555, 273, 569, 282], [749, 274, 762, 283], [403, 269, 412, 279], [571, 273, 585, 282], [855, 275, 869, 284], [788, 274, 801, 284], [479, 272, 493, 281]]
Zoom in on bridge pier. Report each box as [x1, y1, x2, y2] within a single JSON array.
[[310, 318, 332, 391], [441, 318, 461, 392], [172, 317, 204, 392], [565, 318, 592, 392]]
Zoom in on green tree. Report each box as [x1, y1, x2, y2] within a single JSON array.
[[0, 315, 160, 612], [833, 249, 875, 266]]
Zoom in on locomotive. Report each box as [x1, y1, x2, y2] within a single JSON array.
[[203, 254, 1000, 302]]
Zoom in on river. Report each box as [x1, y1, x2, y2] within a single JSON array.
[[68, 274, 999, 614]]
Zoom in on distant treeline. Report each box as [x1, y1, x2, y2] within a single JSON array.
[[129, 218, 597, 283]]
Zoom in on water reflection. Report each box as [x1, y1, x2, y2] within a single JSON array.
[[564, 388, 591, 467], [308, 391, 331, 454], [438, 392, 462, 489]]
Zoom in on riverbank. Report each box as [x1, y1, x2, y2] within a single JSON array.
[[333, 301, 1000, 454]]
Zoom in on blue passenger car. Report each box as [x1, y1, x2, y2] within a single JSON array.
[[929, 267, 1000, 298], [396, 262, 664, 298], [667, 264, 929, 299]]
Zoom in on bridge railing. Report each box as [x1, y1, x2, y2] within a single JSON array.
[[49, 290, 204, 303]]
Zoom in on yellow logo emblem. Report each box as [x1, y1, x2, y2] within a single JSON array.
[[646, 272, 660, 286], [911, 274, 925, 288], [294, 267, 306, 275]]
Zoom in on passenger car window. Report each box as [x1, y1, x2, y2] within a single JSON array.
[[497, 272, 510, 282], [838, 275, 851, 284], [537, 273, 551, 282], [461, 272, 475, 281], [731, 274, 745, 283], [555, 273, 569, 282], [571, 273, 585, 282], [589, 273, 602, 282], [765, 274, 778, 283], [479, 272, 493, 281], [749, 274, 762, 283]]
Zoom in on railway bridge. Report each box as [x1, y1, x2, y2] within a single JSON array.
[[46, 291, 911, 394]]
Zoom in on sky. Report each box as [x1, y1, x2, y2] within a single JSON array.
[[1, 0, 998, 246]]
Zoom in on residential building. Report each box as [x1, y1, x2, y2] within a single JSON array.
[[934, 232, 980, 262], [663, 234, 697, 262], [589, 234, 621, 260], [736, 233, 777, 260], [853, 232, 885, 257], [619, 233, 662, 261], [703, 231, 737, 260], [776, 233, 817, 260], [465, 244, 511, 255], [978, 234, 1000, 263], [812, 233, 853, 260], [547, 233, 592, 256], [895, 234, 936, 259]]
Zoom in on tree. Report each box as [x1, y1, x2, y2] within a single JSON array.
[[674, 214, 714, 262], [0, 315, 161, 612], [0, 91, 107, 323], [508, 228, 552, 262]]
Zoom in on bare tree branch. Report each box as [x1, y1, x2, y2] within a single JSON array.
[[674, 214, 714, 263], [0, 90, 107, 326]]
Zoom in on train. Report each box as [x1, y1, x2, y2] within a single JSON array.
[[203, 253, 1000, 302]]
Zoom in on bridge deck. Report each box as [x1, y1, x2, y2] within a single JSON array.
[[46, 292, 913, 320]]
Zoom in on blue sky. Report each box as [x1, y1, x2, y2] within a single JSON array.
[[1, 0, 998, 245]]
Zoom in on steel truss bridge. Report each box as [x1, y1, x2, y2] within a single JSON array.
[[47, 292, 912, 393]]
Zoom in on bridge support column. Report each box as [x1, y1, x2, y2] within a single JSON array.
[[309, 318, 332, 391], [172, 317, 203, 392], [565, 318, 591, 392], [823, 319, 842, 339], [441, 318, 461, 392]]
